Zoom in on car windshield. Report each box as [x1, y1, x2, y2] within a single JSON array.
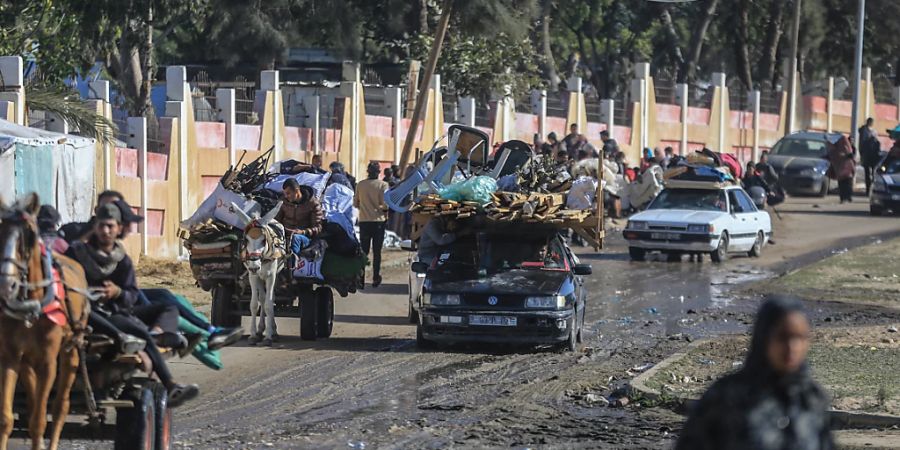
[[881, 158, 900, 174], [648, 189, 727, 212], [770, 138, 827, 157], [432, 233, 567, 277]]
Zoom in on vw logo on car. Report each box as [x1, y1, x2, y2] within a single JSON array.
[[488, 296, 499, 306]]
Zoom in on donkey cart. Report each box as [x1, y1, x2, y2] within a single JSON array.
[[12, 334, 176, 450], [187, 233, 357, 341]]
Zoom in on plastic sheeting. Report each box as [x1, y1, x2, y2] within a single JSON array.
[[265, 172, 329, 199], [321, 183, 355, 237]]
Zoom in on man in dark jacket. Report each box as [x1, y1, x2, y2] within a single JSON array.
[[859, 117, 882, 195], [328, 162, 356, 191], [275, 178, 324, 255], [66, 204, 199, 407]]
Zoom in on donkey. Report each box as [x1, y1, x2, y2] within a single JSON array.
[[231, 202, 284, 346], [0, 194, 89, 450]]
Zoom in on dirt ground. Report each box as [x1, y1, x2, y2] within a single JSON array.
[[136, 257, 209, 307], [644, 325, 900, 415], [44, 195, 900, 449]]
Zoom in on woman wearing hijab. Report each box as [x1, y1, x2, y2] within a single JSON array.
[[825, 135, 857, 203], [675, 296, 833, 450]]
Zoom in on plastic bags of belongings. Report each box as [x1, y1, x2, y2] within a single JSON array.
[[181, 182, 262, 230], [438, 175, 497, 204], [627, 165, 665, 209], [265, 171, 330, 199], [320, 183, 360, 256], [567, 176, 599, 210]]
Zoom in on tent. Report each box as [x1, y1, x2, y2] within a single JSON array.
[[0, 119, 96, 223]]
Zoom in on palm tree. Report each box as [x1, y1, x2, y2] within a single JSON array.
[[24, 83, 118, 148]]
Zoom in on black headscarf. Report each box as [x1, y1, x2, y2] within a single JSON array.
[[741, 295, 812, 387]]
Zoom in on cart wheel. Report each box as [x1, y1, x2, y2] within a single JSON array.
[[315, 287, 334, 338], [115, 383, 157, 450], [300, 286, 318, 341], [211, 284, 240, 328], [152, 382, 171, 450]]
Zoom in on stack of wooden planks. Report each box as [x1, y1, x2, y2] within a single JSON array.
[[485, 192, 591, 224], [408, 194, 481, 219]]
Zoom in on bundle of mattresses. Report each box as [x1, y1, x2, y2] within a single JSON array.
[[663, 149, 740, 190]]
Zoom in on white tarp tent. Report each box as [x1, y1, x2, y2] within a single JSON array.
[[0, 119, 96, 223]]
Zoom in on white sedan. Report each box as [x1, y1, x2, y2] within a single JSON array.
[[623, 185, 772, 262]]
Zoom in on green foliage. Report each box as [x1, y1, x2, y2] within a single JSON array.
[[0, 1, 84, 83], [413, 32, 544, 103], [25, 83, 118, 146]]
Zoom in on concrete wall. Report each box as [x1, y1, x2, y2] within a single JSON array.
[[4, 55, 899, 259]]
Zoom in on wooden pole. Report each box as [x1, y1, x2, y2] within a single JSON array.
[[784, 0, 801, 135], [399, 0, 454, 176]]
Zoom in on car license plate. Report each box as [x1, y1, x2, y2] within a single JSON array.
[[651, 232, 681, 240], [469, 315, 517, 327]]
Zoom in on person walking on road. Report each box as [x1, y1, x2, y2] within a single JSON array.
[[858, 118, 882, 195], [825, 135, 857, 203], [355, 161, 390, 288], [675, 296, 833, 450]]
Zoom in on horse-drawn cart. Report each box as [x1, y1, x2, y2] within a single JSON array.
[[12, 335, 175, 450]]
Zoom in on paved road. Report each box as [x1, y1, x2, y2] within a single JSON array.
[[166, 196, 900, 449]]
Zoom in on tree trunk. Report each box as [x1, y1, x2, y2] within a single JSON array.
[[418, 0, 428, 34], [659, 5, 684, 79], [679, 0, 720, 83], [538, 0, 560, 91], [733, 0, 753, 89], [759, 0, 786, 89]]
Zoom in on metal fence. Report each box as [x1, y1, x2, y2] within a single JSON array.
[[364, 86, 389, 117], [189, 71, 258, 124], [655, 75, 677, 105], [873, 74, 896, 104], [759, 89, 781, 114]]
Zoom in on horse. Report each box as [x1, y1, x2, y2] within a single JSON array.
[[0, 194, 89, 450], [231, 202, 284, 346]]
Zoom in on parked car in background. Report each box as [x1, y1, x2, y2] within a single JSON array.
[[766, 131, 869, 196], [870, 155, 900, 215], [623, 185, 772, 263]]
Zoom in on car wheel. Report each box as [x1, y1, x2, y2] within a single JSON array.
[[870, 205, 884, 216], [408, 296, 420, 324], [561, 317, 579, 353], [711, 233, 729, 263], [748, 232, 764, 258], [315, 287, 334, 338], [416, 324, 434, 349], [818, 179, 829, 197], [299, 287, 318, 341], [628, 247, 646, 261]]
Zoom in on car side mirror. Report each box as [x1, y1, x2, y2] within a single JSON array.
[[573, 264, 592, 276], [400, 239, 416, 251], [411, 262, 429, 274]]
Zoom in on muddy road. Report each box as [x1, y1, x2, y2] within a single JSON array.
[[166, 197, 900, 449]]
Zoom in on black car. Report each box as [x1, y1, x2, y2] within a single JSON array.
[[765, 131, 836, 196], [411, 228, 591, 351], [870, 155, 900, 215]]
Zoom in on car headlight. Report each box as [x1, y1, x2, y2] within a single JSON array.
[[686, 224, 709, 233], [800, 166, 825, 177], [525, 295, 566, 309], [629, 221, 648, 230], [424, 293, 460, 306]]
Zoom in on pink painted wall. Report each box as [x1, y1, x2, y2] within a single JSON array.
[[201, 176, 219, 197], [874, 103, 898, 121], [399, 119, 424, 143], [195, 122, 226, 149], [832, 100, 853, 116], [366, 116, 393, 138], [759, 113, 780, 131], [545, 117, 568, 138], [234, 124, 261, 150], [116, 147, 138, 177], [729, 111, 754, 129], [147, 153, 168, 181], [145, 209, 164, 237], [614, 127, 632, 146], [585, 122, 607, 146], [687, 107, 711, 125], [804, 96, 827, 113], [322, 128, 342, 153], [657, 104, 681, 123], [514, 113, 539, 142]]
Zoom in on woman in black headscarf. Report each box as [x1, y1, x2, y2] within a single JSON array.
[[675, 296, 833, 450]]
